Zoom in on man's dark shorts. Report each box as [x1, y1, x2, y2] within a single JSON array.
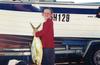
[[42, 48, 55, 65]]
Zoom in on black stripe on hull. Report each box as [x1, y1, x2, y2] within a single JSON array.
[[0, 34, 100, 48]]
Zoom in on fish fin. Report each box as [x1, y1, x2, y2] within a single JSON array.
[[36, 24, 41, 30]]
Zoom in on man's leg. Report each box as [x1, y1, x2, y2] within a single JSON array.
[[42, 48, 55, 65]]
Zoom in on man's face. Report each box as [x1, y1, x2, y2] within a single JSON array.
[[42, 9, 52, 20], [98, 13, 100, 15]]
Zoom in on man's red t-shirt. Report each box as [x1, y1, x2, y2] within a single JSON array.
[[35, 19, 54, 48]]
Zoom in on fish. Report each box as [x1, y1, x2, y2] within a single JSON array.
[[30, 23, 43, 65]]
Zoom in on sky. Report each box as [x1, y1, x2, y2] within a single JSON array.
[[56, 0, 100, 3]]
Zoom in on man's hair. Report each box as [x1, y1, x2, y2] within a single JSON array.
[[42, 7, 53, 13]]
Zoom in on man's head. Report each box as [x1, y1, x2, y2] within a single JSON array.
[[8, 59, 27, 65], [96, 6, 100, 18], [42, 8, 53, 20]]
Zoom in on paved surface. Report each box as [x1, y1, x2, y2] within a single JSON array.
[[55, 62, 84, 65], [56, 63, 84, 65]]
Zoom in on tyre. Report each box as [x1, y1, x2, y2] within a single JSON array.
[[93, 50, 100, 65], [84, 45, 100, 65]]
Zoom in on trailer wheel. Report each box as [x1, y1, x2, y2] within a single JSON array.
[[93, 50, 100, 65], [85, 45, 100, 65]]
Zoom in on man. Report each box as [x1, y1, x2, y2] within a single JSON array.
[[96, 7, 100, 18], [8, 59, 27, 65], [8, 59, 20, 65], [35, 8, 55, 65]]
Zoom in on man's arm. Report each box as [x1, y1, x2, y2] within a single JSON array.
[[35, 30, 44, 37], [35, 19, 53, 37]]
